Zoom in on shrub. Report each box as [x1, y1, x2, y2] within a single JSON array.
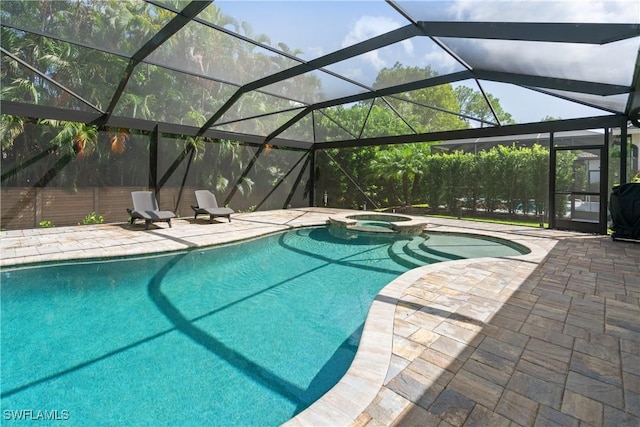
[[82, 212, 104, 225]]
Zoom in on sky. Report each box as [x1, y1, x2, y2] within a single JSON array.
[[213, 0, 639, 125]]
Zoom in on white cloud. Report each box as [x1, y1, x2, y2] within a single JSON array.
[[302, 46, 325, 61], [423, 49, 460, 74], [339, 67, 366, 82], [448, 0, 638, 23], [365, 51, 386, 70], [439, 0, 639, 85], [342, 16, 397, 46], [447, 36, 638, 86], [342, 15, 414, 71]]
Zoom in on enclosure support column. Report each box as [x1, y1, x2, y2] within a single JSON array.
[[620, 117, 628, 182], [175, 148, 195, 213], [150, 124, 159, 195], [94, 188, 100, 216], [34, 187, 43, 227], [309, 149, 316, 207], [548, 132, 556, 230], [224, 145, 265, 207], [600, 129, 610, 235], [284, 155, 311, 209]]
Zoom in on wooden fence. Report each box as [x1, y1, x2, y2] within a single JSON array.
[[0, 187, 204, 229]]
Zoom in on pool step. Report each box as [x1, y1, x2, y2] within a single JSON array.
[[389, 235, 472, 269], [388, 236, 430, 269], [405, 237, 456, 264], [417, 239, 465, 262]]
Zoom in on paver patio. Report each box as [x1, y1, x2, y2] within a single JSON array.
[[353, 231, 640, 427]]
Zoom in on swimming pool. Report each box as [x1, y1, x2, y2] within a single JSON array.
[[1, 227, 527, 426]]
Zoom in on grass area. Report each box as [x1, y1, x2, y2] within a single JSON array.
[[425, 214, 546, 228], [374, 204, 546, 228]]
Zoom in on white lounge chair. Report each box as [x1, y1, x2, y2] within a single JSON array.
[[127, 191, 175, 230], [191, 190, 234, 223]]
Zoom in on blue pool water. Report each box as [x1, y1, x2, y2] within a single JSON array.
[[355, 220, 393, 229], [1, 227, 527, 426]]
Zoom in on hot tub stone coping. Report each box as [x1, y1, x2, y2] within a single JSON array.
[[328, 212, 429, 235]]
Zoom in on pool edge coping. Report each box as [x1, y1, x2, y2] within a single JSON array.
[[328, 212, 429, 235]]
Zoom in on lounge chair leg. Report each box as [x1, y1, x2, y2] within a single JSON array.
[[145, 220, 150, 230], [168, 219, 172, 228]]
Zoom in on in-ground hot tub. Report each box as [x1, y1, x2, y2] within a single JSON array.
[[328, 212, 428, 236]]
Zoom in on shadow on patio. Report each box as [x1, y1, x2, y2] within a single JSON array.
[[360, 236, 640, 426]]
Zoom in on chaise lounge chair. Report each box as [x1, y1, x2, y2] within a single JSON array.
[[191, 190, 234, 223], [127, 191, 175, 230]]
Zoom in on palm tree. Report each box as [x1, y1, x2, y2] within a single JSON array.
[[369, 143, 432, 207], [40, 119, 98, 159]]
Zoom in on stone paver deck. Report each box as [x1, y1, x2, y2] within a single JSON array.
[[2, 208, 639, 426]]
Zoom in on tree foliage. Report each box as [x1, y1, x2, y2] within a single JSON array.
[[317, 142, 577, 221], [0, 0, 314, 209], [1, 1, 559, 219], [374, 63, 467, 133], [455, 86, 515, 126], [369, 143, 432, 207]]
